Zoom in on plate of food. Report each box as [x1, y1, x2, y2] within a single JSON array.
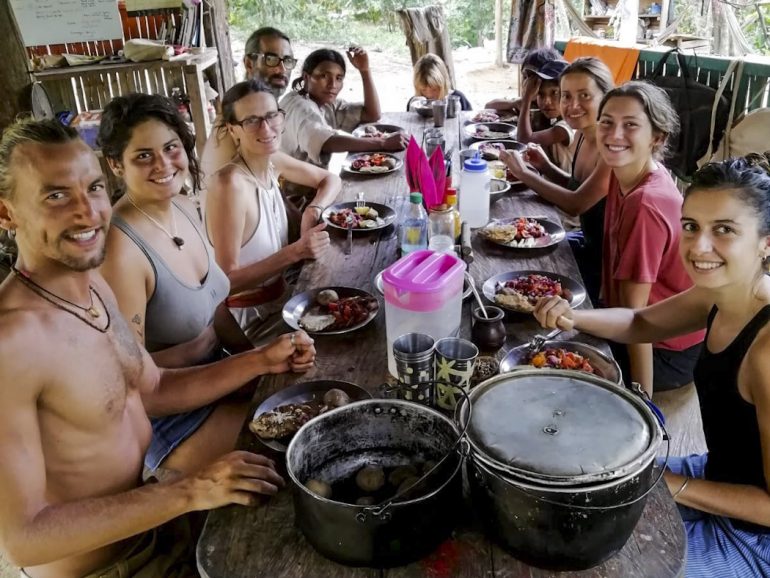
[[470, 110, 501, 123], [464, 122, 517, 141], [373, 270, 475, 301], [499, 340, 621, 384], [469, 139, 526, 161], [342, 152, 402, 175], [351, 124, 403, 138], [283, 286, 380, 335], [322, 201, 396, 232], [479, 217, 565, 249], [249, 380, 372, 452], [409, 97, 434, 118], [482, 271, 586, 314]]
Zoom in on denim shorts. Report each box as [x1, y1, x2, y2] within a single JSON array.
[[144, 405, 215, 471], [610, 341, 702, 392]]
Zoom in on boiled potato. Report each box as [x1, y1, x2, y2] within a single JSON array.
[[317, 289, 339, 306], [305, 479, 332, 499], [396, 476, 422, 498], [355, 465, 385, 493], [388, 464, 418, 487], [355, 496, 377, 506], [323, 388, 351, 408]]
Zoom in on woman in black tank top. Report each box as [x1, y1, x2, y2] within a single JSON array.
[[532, 154, 770, 576], [499, 58, 614, 305]]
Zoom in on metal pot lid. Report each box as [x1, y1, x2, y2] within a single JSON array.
[[463, 369, 653, 480]]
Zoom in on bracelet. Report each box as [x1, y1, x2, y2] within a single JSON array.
[[672, 476, 691, 500], [306, 204, 325, 213]]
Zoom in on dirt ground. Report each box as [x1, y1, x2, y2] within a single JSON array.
[[230, 39, 522, 111]]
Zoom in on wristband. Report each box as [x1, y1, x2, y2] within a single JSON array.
[[672, 476, 690, 500], [307, 204, 325, 213]]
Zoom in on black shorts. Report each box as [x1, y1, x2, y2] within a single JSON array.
[[610, 341, 702, 392]]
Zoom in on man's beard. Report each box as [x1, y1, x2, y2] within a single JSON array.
[[57, 243, 107, 272]]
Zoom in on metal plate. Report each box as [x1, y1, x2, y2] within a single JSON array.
[[482, 270, 586, 313], [469, 139, 526, 161], [500, 340, 622, 384], [322, 201, 396, 233], [373, 270, 475, 301], [351, 123, 404, 138], [342, 153, 403, 175], [489, 179, 512, 203], [282, 286, 379, 335], [251, 380, 372, 452], [479, 217, 566, 249], [464, 122, 517, 141]]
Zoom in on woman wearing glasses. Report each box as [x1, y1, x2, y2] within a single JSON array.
[[279, 47, 409, 168], [206, 79, 340, 340]]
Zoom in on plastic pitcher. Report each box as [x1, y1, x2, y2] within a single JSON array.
[[382, 250, 467, 376]]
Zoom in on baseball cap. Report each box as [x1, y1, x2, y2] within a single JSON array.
[[534, 59, 569, 81]]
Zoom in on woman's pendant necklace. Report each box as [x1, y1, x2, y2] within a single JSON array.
[[126, 194, 185, 250]]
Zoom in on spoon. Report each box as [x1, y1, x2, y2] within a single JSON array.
[[527, 327, 563, 355], [466, 272, 489, 319]]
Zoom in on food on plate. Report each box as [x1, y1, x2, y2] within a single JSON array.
[[327, 206, 383, 229], [323, 388, 351, 408], [316, 289, 340, 306], [298, 292, 379, 332], [349, 153, 397, 173], [250, 387, 356, 441], [472, 125, 512, 139], [481, 218, 547, 247], [478, 142, 506, 160], [360, 125, 392, 138], [249, 403, 317, 439], [356, 465, 386, 493], [529, 348, 596, 374], [494, 274, 572, 313], [305, 479, 333, 498], [472, 110, 500, 123]]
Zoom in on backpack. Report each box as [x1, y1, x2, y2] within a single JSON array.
[[648, 49, 735, 180]]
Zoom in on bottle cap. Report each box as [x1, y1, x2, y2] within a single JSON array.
[[446, 192, 457, 205], [463, 151, 487, 172], [409, 192, 423, 204]]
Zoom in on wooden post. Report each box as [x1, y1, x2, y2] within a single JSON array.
[[202, 0, 235, 93], [0, 0, 32, 130], [618, 0, 640, 43], [495, 0, 504, 66], [397, 6, 457, 86]]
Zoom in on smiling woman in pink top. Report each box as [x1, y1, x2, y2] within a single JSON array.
[[595, 81, 704, 395]]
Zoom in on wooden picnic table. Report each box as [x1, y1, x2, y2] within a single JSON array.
[[197, 111, 686, 578]]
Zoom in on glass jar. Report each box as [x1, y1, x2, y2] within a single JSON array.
[[428, 205, 455, 253]]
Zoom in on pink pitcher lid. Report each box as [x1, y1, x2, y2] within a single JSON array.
[[382, 250, 466, 293]]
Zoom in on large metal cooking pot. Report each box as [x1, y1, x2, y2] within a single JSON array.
[[459, 369, 664, 570], [286, 399, 463, 567]]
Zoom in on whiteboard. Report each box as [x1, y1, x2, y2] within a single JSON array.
[[10, 0, 124, 47]]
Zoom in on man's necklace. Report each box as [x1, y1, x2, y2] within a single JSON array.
[[125, 194, 185, 249], [11, 267, 111, 333]]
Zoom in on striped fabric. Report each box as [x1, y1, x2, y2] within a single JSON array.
[[667, 454, 770, 577]]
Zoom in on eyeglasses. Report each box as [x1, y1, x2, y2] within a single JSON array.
[[231, 110, 286, 132], [248, 52, 297, 70]]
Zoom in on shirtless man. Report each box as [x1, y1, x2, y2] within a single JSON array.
[[201, 26, 296, 180], [0, 119, 315, 577]]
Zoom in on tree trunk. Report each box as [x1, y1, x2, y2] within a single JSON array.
[[397, 5, 457, 86], [0, 0, 32, 131]]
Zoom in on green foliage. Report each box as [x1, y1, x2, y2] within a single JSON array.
[[227, 0, 498, 50]]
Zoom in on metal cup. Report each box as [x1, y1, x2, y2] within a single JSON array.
[[434, 337, 479, 410], [432, 99, 446, 128], [393, 333, 435, 405], [425, 136, 445, 158], [447, 95, 461, 119]]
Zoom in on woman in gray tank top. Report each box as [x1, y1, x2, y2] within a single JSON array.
[[98, 94, 317, 474]]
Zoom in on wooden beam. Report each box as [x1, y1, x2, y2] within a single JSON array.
[[0, 0, 32, 130], [495, 0, 504, 66]]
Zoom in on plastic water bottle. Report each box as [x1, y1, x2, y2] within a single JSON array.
[[459, 153, 490, 228], [400, 192, 428, 254]]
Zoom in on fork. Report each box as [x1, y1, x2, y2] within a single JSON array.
[[356, 191, 365, 210], [527, 328, 563, 356]]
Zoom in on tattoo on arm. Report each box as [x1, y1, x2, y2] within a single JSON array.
[[131, 314, 141, 325]]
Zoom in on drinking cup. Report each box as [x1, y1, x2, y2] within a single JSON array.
[[434, 337, 479, 410], [393, 332, 435, 405], [432, 99, 447, 128]]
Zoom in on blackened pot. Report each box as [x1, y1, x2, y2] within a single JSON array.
[[286, 399, 463, 567], [469, 453, 657, 570]]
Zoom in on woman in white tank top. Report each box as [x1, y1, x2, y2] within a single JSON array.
[[205, 80, 341, 340]]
